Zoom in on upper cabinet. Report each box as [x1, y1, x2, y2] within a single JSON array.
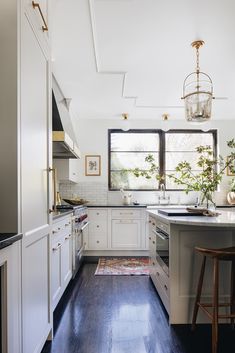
[[53, 159, 79, 183], [23, 0, 50, 50]]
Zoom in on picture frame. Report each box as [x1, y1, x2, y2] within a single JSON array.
[[85, 155, 101, 176], [227, 157, 235, 176]]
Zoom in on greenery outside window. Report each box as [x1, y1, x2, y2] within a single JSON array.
[[108, 129, 217, 191]]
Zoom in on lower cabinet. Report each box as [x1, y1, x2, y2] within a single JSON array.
[[51, 215, 72, 310], [86, 208, 147, 252], [111, 219, 141, 249], [148, 215, 170, 313], [0, 241, 21, 353]]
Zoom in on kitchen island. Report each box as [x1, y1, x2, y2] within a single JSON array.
[[147, 208, 235, 324]]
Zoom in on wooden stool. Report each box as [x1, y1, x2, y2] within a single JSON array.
[[192, 246, 235, 353]]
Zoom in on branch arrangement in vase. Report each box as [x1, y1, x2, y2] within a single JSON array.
[[125, 139, 235, 208]]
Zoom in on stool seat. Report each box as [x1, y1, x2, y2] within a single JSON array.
[[192, 246, 235, 353], [195, 246, 235, 260]]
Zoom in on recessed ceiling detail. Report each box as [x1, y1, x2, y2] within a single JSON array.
[[88, 0, 183, 110], [52, 0, 235, 120]]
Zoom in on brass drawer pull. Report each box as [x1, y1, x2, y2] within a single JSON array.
[[32, 1, 48, 32], [65, 234, 72, 240]]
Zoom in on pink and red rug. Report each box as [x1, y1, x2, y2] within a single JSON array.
[[95, 257, 150, 276]]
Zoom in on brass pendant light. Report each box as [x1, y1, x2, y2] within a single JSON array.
[[182, 40, 214, 122]]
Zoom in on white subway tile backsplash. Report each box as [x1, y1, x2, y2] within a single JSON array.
[[59, 181, 228, 206]]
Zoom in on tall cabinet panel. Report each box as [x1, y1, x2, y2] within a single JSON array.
[[20, 7, 52, 353]]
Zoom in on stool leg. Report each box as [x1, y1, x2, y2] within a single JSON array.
[[192, 256, 206, 331], [212, 258, 219, 353], [231, 259, 235, 328]]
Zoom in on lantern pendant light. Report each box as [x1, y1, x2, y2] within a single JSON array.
[[182, 40, 214, 122]]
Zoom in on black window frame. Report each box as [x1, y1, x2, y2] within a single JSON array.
[[108, 129, 217, 191]]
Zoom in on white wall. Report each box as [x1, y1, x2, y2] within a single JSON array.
[[59, 118, 235, 205]]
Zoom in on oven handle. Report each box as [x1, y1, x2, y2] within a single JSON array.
[[80, 221, 90, 232], [152, 229, 169, 240]]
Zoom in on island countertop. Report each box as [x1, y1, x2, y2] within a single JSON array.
[[147, 208, 235, 227]]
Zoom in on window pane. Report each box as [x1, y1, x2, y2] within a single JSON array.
[[165, 132, 215, 189], [165, 133, 213, 151], [110, 171, 159, 190], [166, 171, 202, 190], [111, 152, 159, 170], [111, 133, 159, 151], [166, 152, 204, 170]]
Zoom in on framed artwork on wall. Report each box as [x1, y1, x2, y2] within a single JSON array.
[[227, 157, 235, 176], [85, 155, 101, 176]]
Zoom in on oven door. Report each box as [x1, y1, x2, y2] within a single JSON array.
[[72, 221, 90, 278], [153, 227, 169, 276]]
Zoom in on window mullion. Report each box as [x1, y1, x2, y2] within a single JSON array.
[[159, 130, 165, 188]]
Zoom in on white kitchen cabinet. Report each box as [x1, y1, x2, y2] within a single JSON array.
[[0, 241, 22, 353], [85, 208, 147, 254], [0, 1, 52, 352], [87, 209, 108, 250], [53, 159, 79, 183], [24, 0, 50, 45], [20, 6, 52, 353], [51, 215, 72, 310], [111, 219, 141, 249]]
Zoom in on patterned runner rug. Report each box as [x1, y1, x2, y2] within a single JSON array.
[[95, 257, 150, 275]]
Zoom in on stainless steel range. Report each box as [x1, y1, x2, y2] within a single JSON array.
[[71, 206, 89, 278]]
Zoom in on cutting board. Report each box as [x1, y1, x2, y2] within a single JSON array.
[[158, 208, 202, 216]]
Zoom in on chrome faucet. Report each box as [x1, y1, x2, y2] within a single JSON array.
[[158, 183, 170, 204], [160, 183, 166, 199]]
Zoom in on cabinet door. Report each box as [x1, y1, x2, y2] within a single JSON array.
[[61, 234, 72, 288], [21, 10, 51, 353], [111, 220, 141, 249], [24, 0, 50, 43], [51, 241, 62, 310]]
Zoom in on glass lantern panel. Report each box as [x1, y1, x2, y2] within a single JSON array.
[[185, 93, 212, 122]]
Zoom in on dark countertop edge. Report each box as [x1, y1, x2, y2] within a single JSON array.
[[87, 204, 147, 208], [52, 210, 73, 220], [0, 233, 23, 250]]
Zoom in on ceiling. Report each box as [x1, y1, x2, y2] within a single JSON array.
[[51, 0, 235, 121]]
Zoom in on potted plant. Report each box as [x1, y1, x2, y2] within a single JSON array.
[[227, 178, 235, 205]]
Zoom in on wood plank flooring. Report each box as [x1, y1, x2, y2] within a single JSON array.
[[41, 263, 235, 353]]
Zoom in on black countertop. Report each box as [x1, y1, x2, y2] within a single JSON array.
[[87, 204, 147, 208], [52, 209, 73, 220], [0, 233, 23, 250]]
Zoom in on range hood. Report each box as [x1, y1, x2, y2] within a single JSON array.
[[52, 76, 81, 159]]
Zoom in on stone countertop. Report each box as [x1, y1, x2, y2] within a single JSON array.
[[147, 208, 235, 227], [0, 233, 23, 250], [52, 210, 73, 220]]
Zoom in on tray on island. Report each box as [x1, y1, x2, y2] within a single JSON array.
[[158, 208, 205, 216]]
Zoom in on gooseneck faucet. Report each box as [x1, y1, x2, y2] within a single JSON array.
[[158, 183, 170, 204], [160, 183, 166, 199]]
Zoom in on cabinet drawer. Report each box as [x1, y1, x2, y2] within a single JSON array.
[[89, 221, 107, 237], [111, 209, 141, 219], [88, 209, 108, 220], [52, 216, 72, 238], [154, 261, 169, 293], [88, 236, 108, 250]]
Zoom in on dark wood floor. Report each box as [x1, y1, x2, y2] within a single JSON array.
[[41, 263, 235, 353]]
